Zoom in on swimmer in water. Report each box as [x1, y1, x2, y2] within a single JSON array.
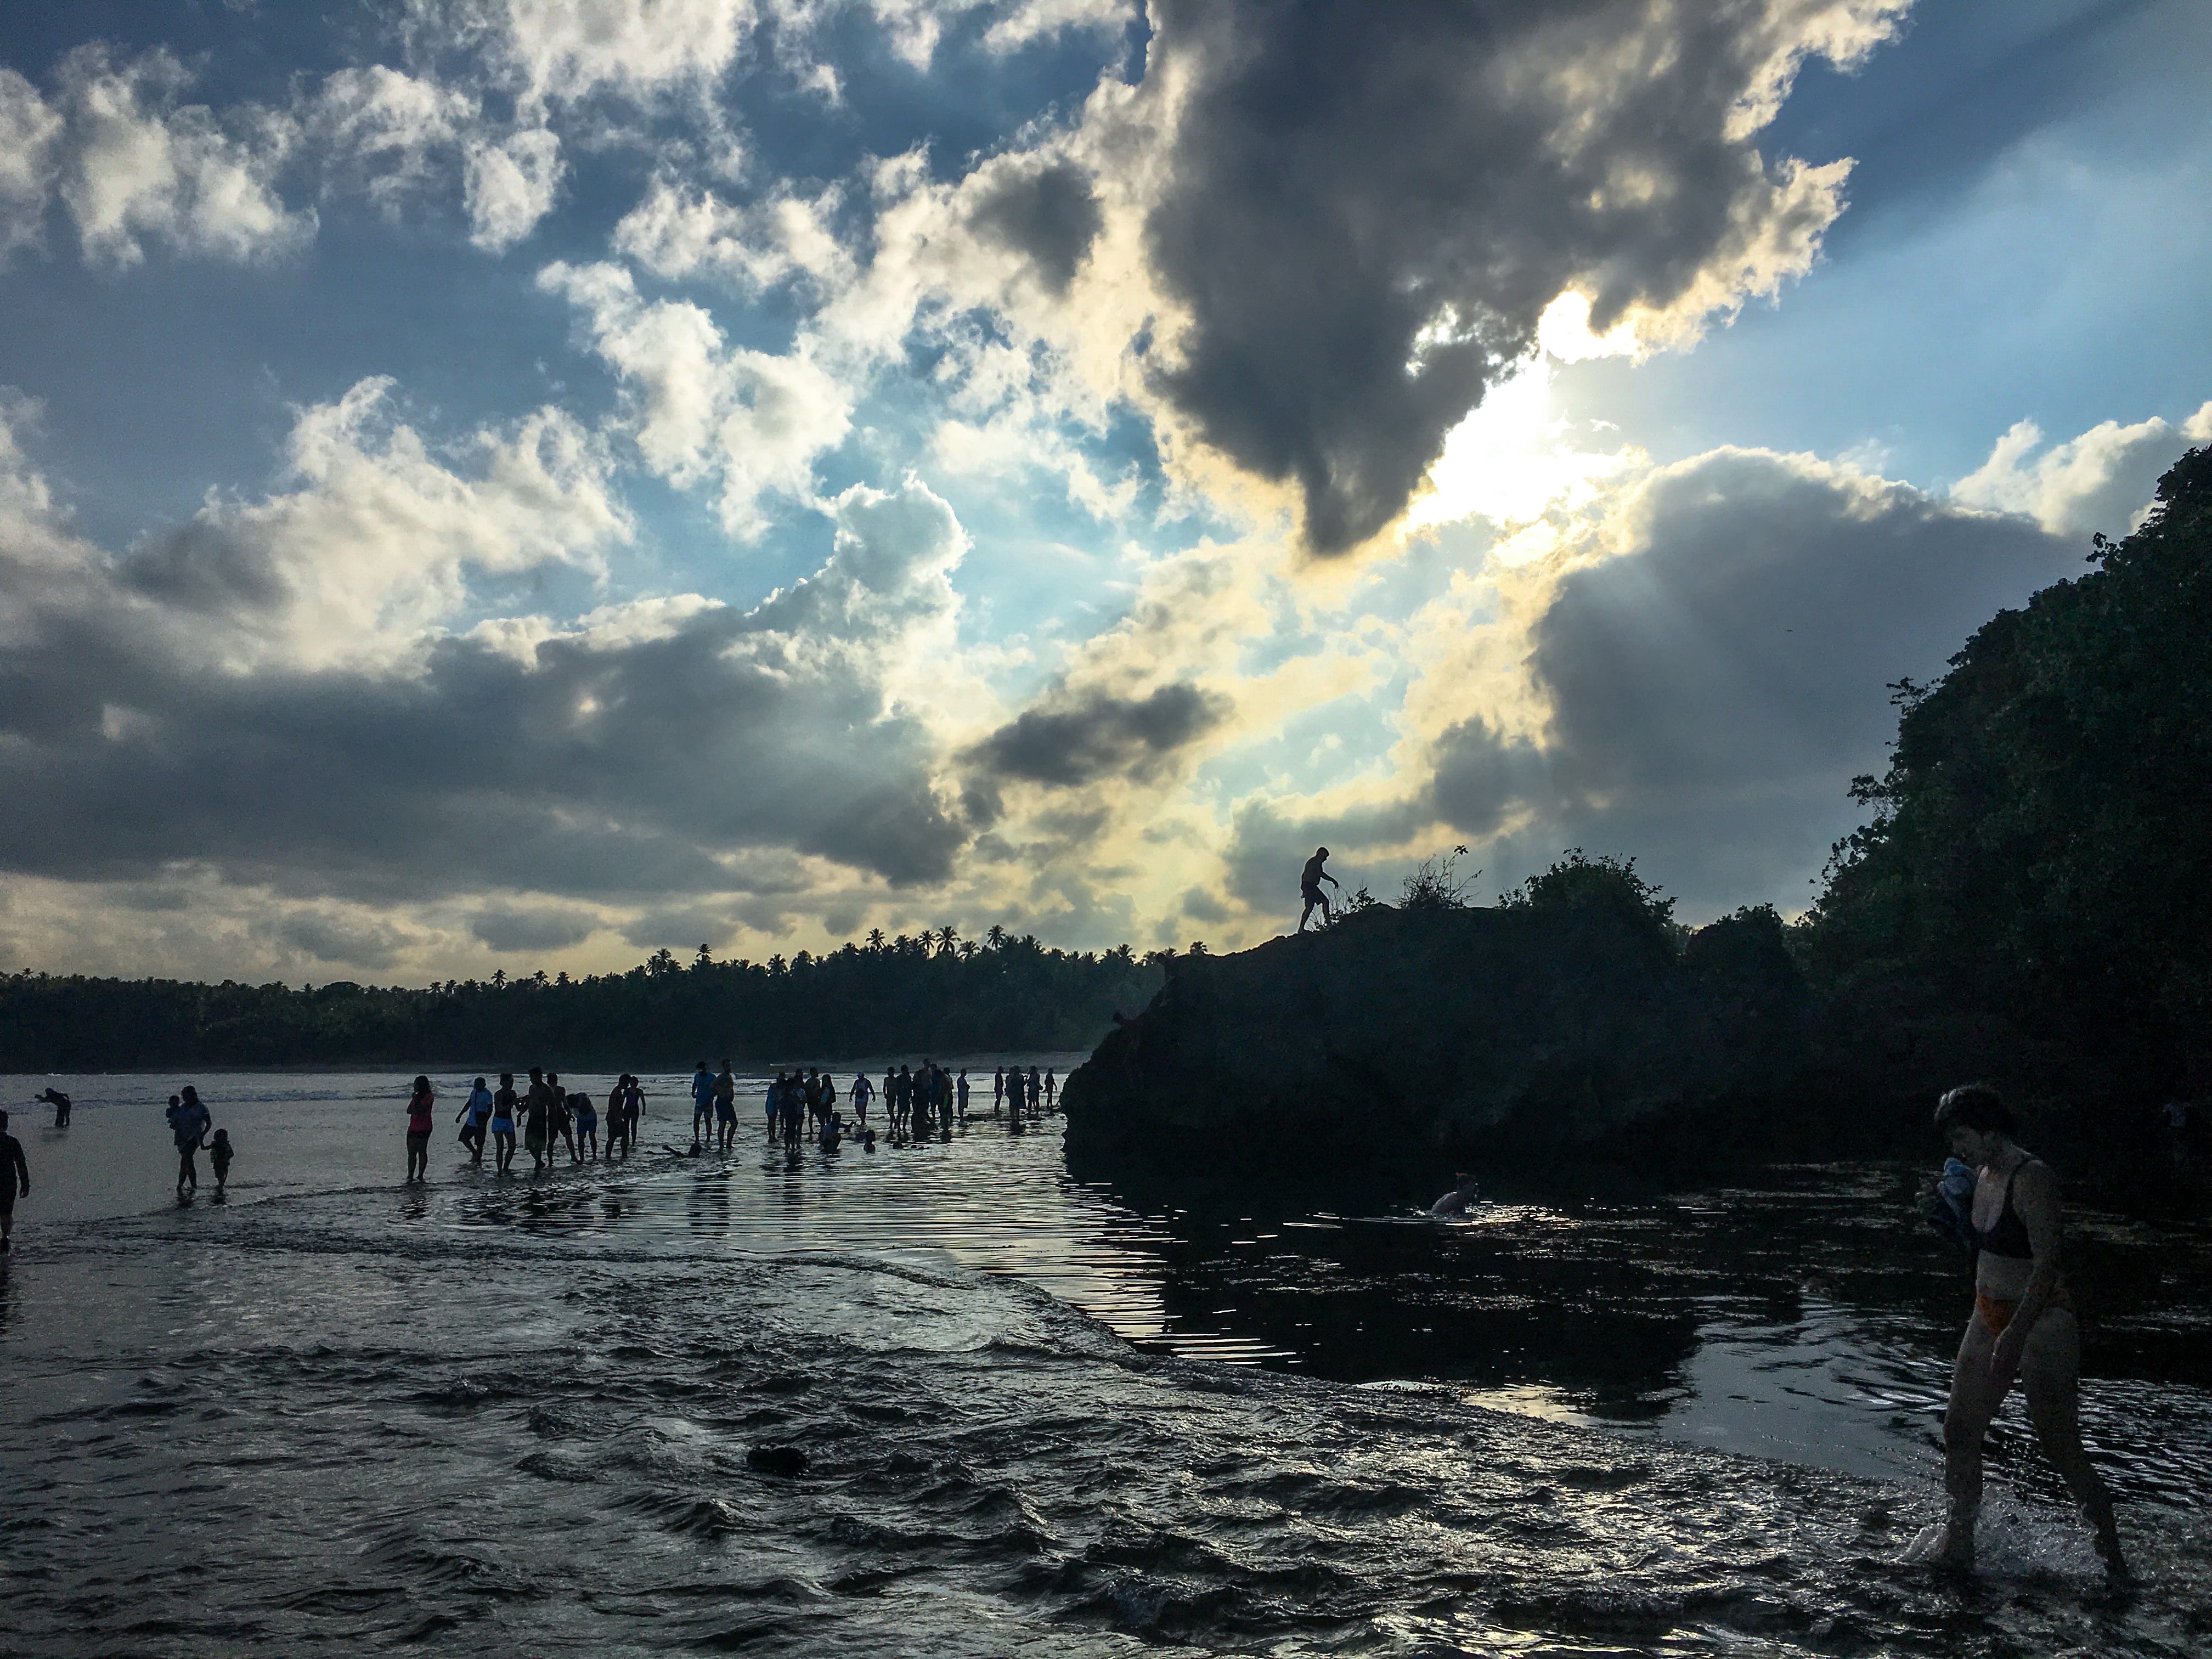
[[1908, 1084, 2127, 1579], [1428, 1173, 1481, 1216], [0, 1108, 27, 1250]]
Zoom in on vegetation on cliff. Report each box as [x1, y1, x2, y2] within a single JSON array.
[[1067, 448, 2212, 1175], [1801, 444, 2212, 1118]]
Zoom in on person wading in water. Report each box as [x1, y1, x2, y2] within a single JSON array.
[[1297, 847, 1339, 932], [1912, 1084, 2127, 1579]]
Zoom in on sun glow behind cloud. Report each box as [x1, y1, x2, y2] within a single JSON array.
[[1405, 346, 1636, 537]]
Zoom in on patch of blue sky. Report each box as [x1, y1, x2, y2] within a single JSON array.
[[1197, 682, 1412, 810], [1563, 0, 2212, 488]]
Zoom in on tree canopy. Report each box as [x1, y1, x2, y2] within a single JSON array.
[[1804, 444, 2212, 1103], [0, 932, 1166, 1070]]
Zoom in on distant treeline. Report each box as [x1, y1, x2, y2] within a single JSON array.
[[0, 931, 1166, 1071]]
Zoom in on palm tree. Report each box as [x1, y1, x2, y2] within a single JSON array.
[[985, 924, 1007, 950], [867, 928, 887, 953]]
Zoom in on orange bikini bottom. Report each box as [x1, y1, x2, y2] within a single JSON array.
[[1975, 1284, 2073, 1336]]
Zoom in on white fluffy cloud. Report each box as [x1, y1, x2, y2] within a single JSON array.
[[540, 260, 853, 536], [0, 394, 981, 977], [119, 377, 629, 667], [51, 46, 314, 268], [310, 65, 477, 216], [463, 126, 565, 249], [1951, 402, 2212, 539], [0, 67, 61, 264]]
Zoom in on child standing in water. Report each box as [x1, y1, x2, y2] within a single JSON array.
[[208, 1128, 235, 1194]]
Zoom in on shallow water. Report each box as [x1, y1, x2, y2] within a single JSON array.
[[4, 1067, 2209, 1655]]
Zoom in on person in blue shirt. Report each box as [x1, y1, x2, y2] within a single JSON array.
[[459, 1076, 494, 1163], [690, 1061, 714, 1150]]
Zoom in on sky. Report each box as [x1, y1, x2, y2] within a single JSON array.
[[0, 0, 2207, 985]]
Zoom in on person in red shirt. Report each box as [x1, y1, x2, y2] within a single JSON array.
[[404, 1075, 436, 1182]]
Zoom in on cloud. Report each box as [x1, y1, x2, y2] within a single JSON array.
[[612, 174, 853, 294], [280, 909, 411, 969], [968, 159, 1103, 296], [310, 65, 478, 216], [1099, 0, 1904, 554], [469, 0, 764, 109], [463, 126, 565, 249], [470, 906, 597, 952], [540, 259, 853, 535], [969, 680, 1230, 786], [0, 67, 62, 265], [51, 46, 314, 268], [1950, 403, 2212, 539], [117, 377, 628, 666], [0, 394, 973, 934]]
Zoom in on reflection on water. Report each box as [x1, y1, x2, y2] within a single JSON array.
[[3, 1067, 2209, 1654]]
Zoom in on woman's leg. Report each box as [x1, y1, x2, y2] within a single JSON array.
[[1940, 1313, 2007, 1562], [2018, 1310, 2126, 1573]]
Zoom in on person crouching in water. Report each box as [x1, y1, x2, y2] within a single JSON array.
[[572, 1087, 600, 1160], [1922, 1083, 2126, 1578]]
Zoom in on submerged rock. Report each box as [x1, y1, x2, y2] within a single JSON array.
[[1063, 905, 1815, 1178]]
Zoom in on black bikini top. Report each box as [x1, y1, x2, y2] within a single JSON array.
[[1972, 1160, 2038, 1260]]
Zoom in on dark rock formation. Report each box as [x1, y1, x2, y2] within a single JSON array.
[[1063, 905, 1820, 1180]]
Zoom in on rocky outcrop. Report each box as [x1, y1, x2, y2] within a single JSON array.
[[1062, 904, 1818, 1178]]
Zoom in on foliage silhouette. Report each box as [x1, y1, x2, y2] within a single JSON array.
[[0, 933, 1166, 1070]]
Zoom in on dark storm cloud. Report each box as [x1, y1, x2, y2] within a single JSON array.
[[1136, 0, 1887, 553], [1221, 449, 2081, 918], [1528, 451, 2074, 814], [280, 911, 406, 969], [470, 907, 596, 953], [969, 159, 1104, 295], [0, 482, 972, 903], [968, 680, 1229, 786], [1479, 450, 2076, 908], [1426, 716, 1545, 839]]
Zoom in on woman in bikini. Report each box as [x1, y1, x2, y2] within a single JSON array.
[[1925, 1083, 2125, 1577]]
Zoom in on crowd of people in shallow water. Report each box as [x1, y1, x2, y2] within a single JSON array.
[[0, 1066, 2146, 1583], [104, 1060, 1069, 1192]]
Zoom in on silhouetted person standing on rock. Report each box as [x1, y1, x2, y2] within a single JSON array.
[[1297, 847, 1339, 932]]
